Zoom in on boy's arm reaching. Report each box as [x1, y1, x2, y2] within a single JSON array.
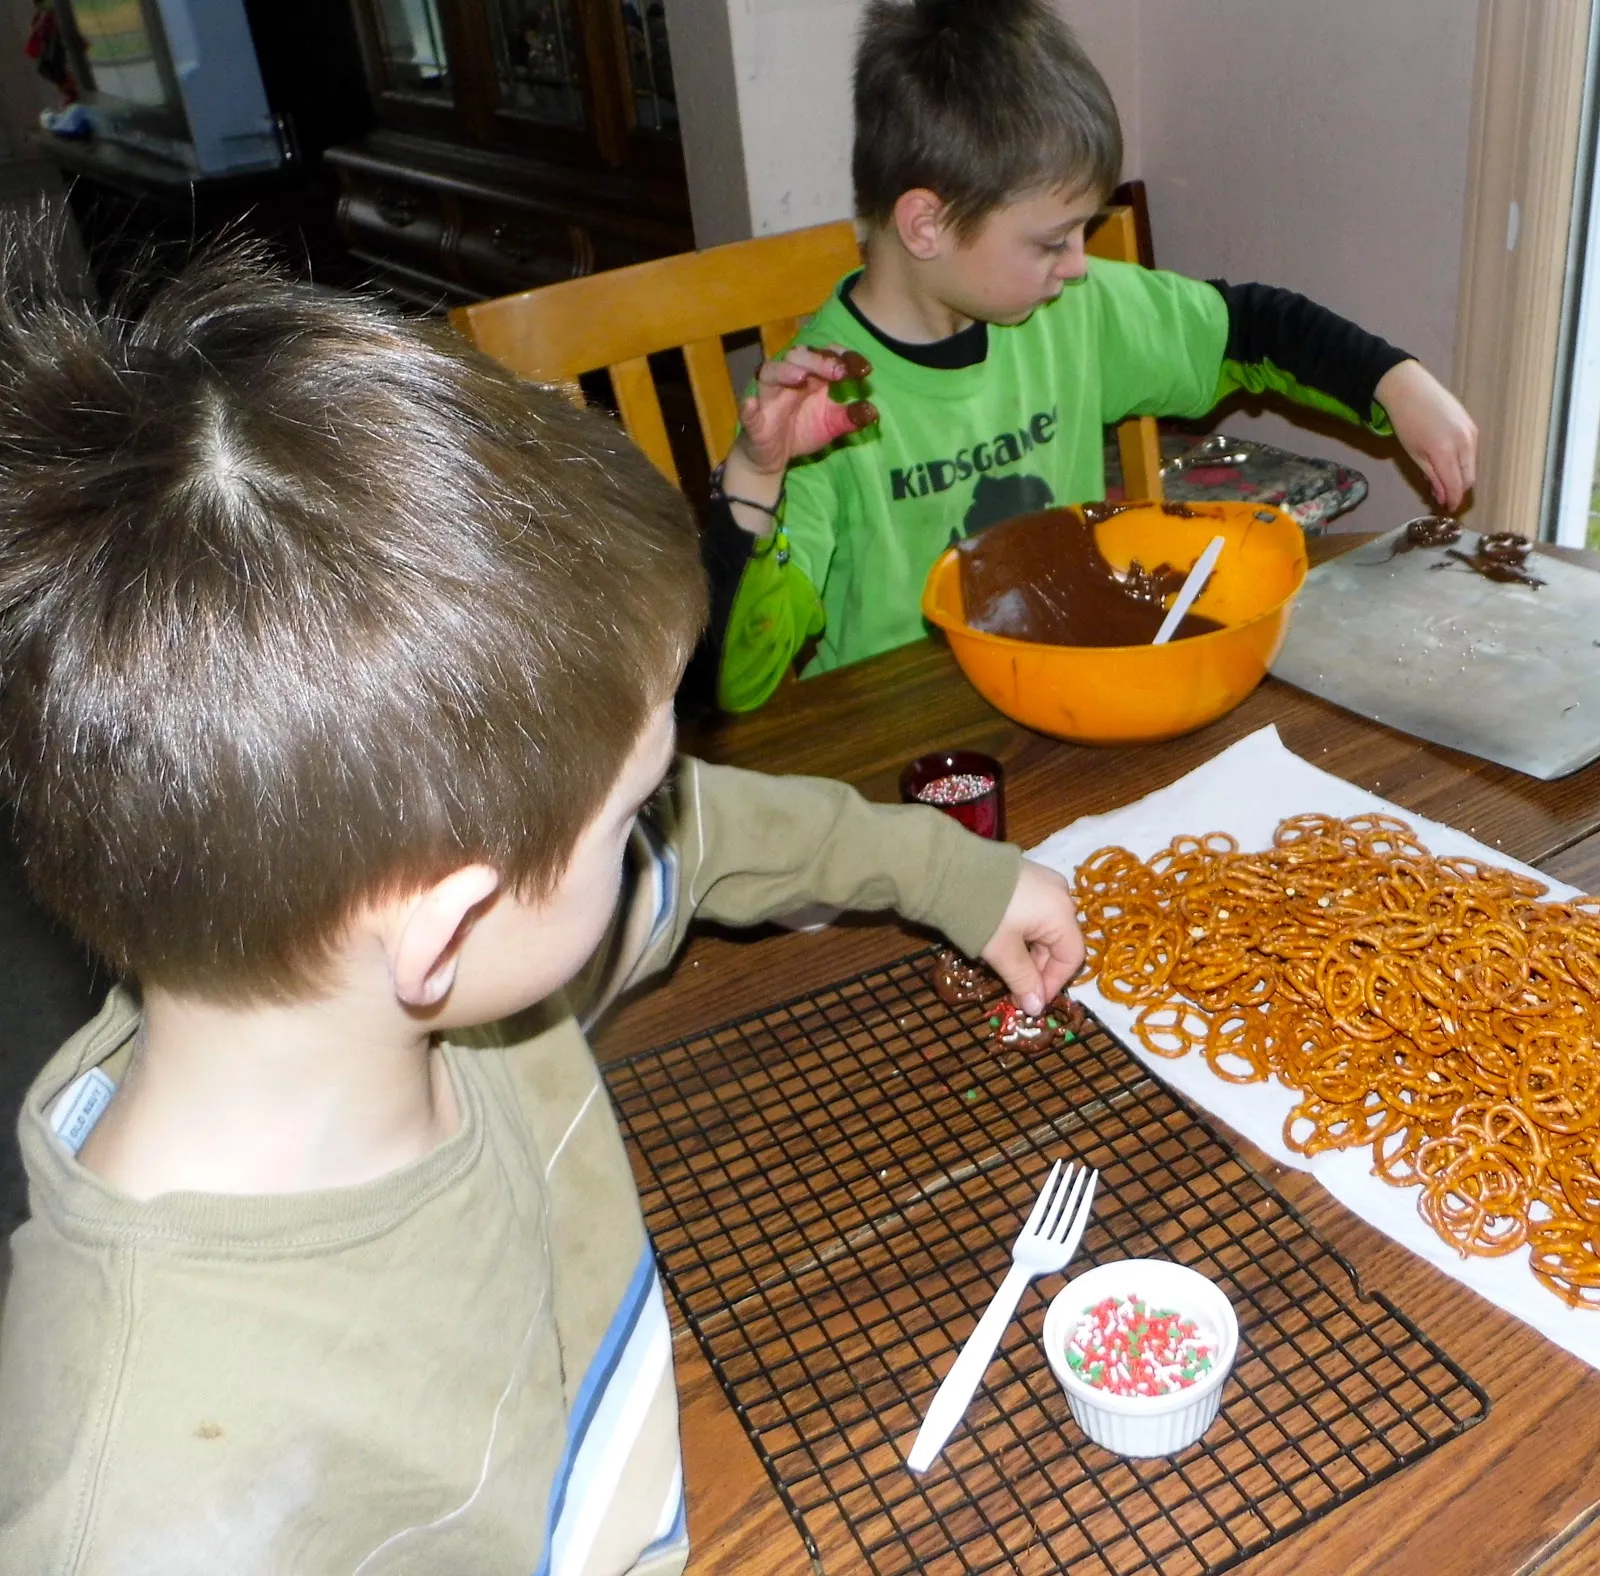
[[1209, 280, 1477, 511], [691, 347, 879, 714], [719, 345, 879, 529], [670, 759, 1018, 958], [1370, 359, 1477, 516], [585, 759, 1083, 1020], [692, 495, 826, 714], [978, 857, 1085, 1015]]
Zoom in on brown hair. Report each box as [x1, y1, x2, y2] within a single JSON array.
[[853, 0, 1122, 238], [0, 235, 707, 1002]]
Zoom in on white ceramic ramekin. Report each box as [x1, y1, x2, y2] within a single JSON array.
[[1042, 1258, 1239, 1458]]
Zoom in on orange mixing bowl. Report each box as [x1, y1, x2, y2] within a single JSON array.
[[921, 501, 1308, 744]]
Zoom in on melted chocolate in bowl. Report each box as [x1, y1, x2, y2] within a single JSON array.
[[955, 505, 1224, 647]]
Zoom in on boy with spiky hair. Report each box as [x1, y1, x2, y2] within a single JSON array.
[[0, 242, 1083, 1573], [702, 0, 1477, 711]]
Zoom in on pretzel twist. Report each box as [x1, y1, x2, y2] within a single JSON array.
[[1075, 814, 1600, 1306]]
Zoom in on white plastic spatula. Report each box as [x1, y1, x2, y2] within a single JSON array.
[[1152, 534, 1226, 645]]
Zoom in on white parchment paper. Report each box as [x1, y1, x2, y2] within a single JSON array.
[[1027, 725, 1600, 1370]]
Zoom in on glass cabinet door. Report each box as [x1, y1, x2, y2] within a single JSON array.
[[369, 0, 454, 99], [349, 0, 685, 164], [621, 0, 676, 133], [332, 0, 694, 305], [487, 0, 588, 126]]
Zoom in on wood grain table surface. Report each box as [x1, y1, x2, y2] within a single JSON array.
[[592, 535, 1600, 1576]]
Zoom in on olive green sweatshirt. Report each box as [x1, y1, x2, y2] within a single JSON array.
[[0, 759, 1020, 1576]]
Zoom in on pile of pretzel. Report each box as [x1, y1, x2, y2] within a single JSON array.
[[1073, 813, 1600, 1309]]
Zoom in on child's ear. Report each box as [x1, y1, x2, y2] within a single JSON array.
[[391, 865, 502, 1010], [893, 188, 952, 262]]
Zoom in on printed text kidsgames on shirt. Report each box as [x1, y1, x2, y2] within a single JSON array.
[[889, 408, 1059, 500]]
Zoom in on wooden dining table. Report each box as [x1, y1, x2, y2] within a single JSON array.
[[592, 534, 1600, 1576]]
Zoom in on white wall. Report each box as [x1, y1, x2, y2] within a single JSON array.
[[663, 0, 753, 245], [730, 0, 860, 235], [670, 0, 1480, 527]]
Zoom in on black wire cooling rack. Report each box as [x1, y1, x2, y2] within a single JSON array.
[[605, 949, 1488, 1576]]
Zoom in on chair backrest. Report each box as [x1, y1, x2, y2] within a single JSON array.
[[449, 220, 864, 488], [450, 206, 1163, 499], [1084, 205, 1163, 501]]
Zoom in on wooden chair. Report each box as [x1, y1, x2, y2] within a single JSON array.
[[1086, 205, 1164, 501], [449, 208, 1164, 499], [448, 221, 863, 489]]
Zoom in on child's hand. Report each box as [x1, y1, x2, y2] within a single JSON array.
[[1375, 359, 1478, 513], [732, 345, 879, 480], [980, 859, 1085, 1017]]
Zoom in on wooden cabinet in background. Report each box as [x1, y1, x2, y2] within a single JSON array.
[[327, 0, 693, 306]]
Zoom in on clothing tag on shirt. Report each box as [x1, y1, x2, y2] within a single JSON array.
[[48, 1068, 117, 1154], [632, 812, 678, 954]]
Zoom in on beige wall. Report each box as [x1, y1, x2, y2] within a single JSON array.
[[674, 0, 1139, 237], [671, 0, 1480, 527], [1065, 1, 1143, 176], [1130, 0, 1479, 526]]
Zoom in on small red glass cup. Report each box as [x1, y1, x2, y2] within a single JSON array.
[[899, 750, 1005, 840]]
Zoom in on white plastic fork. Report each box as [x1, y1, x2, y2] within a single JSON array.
[[905, 1160, 1099, 1474]]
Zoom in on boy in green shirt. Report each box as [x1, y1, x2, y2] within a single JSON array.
[[0, 243, 1082, 1573], [704, 0, 1478, 711]]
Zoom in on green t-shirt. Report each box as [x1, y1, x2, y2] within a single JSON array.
[[718, 258, 1231, 711]]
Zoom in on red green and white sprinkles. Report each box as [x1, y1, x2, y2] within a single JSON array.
[[914, 772, 994, 806], [1064, 1295, 1215, 1395]]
